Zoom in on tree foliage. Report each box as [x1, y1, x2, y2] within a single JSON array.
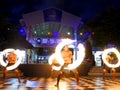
[[85, 7, 120, 47], [0, 15, 29, 50]]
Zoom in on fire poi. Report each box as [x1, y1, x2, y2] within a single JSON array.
[[102, 48, 120, 68], [102, 48, 120, 79], [48, 39, 85, 71], [0, 48, 22, 70]]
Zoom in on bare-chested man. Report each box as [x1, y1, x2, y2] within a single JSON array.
[[1, 51, 21, 84], [55, 45, 79, 87]]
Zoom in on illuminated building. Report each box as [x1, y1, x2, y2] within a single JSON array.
[[19, 7, 83, 64]]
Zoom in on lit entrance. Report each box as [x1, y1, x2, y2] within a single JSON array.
[[94, 51, 103, 66]]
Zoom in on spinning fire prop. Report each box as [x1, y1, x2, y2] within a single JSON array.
[[48, 39, 85, 70], [0, 48, 22, 70]]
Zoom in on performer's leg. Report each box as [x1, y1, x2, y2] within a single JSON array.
[[73, 70, 79, 85], [49, 68, 53, 78], [75, 71, 79, 84], [111, 68, 116, 80], [55, 71, 63, 87], [103, 68, 106, 78], [14, 69, 21, 83], [2, 69, 8, 83], [55, 64, 66, 87]]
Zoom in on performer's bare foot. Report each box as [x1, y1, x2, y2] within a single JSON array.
[[54, 83, 58, 87], [76, 81, 80, 86], [18, 80, 21, 84], [23, 79, 26, 83]]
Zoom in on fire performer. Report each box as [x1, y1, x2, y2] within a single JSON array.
[[55, 45, 79, 87], [103, 54, 116, 78], [1, 51, 21, 84], [103, 54, 112, 77]]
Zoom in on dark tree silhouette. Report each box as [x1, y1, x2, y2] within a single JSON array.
[[85, 7, 120, 47], [0, 15, 33, 50]]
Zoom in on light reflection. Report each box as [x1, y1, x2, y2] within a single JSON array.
[[94, 77, 104, 90], [3, 77, 120, 90], [107, 85, 120, 90], [26, 80, 39, 88]]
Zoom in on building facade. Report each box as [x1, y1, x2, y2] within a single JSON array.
[[20, 7, 83, 64]]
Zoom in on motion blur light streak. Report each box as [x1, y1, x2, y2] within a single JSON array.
[[0, 48, 15, 67], [102, 48, 120, 68], [0, 48, 22, 70], [48, 53, 62, 71], [55, 39, 76, 66], [48, 39, 85, 70], [67, 43, 85, 70]]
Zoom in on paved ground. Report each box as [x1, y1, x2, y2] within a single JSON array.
[[0, 76, 120, 90]]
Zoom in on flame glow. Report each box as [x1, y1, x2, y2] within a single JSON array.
[[102, 48, 120, 68], [67, 43, 85, 70], [0, 48, 22, 70], [48, 53, 62, 70], [48, 39, 85, 70]]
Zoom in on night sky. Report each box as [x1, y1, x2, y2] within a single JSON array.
[[0, 0, 120, 24]]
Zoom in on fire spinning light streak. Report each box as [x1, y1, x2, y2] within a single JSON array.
[[48, 53, 62, 70], [48, 39, 85, 70], [102, 48, 120, 68], [0, 48, 22, 70]]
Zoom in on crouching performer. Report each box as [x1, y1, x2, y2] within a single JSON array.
[[55, 45, 79, 87], [1, 51, 21, 84]]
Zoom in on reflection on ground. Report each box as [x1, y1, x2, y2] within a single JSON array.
[[0, 76, 120, 90]]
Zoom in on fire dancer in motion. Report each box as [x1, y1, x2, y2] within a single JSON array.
[[103, 54, 115, 78], [55, 45, 79, 87], [1, 51, 21, 84]]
